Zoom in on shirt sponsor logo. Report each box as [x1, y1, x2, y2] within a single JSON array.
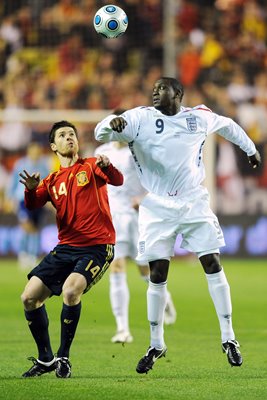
[[76, 171, 89, 186], [186, 116, 197, 132]]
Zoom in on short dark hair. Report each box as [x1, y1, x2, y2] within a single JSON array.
[[49, 120, 78, 143], [160, 77, 184, 102]]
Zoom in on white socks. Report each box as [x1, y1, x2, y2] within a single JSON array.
[[110, 268, 234, 346], [110, 272, 129, 333], [147, 280, 167, 349], [205, 268, 235, 342]]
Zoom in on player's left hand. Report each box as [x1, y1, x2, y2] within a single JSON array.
[[248, 150, 261, 169], [95, 154, 110, 169]]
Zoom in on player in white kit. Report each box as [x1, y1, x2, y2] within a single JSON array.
[[94, 77, 261, 373], [94, 141, 177, 344]]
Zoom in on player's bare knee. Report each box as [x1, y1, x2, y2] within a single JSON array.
[[200, 253, 221, 274], [21, 291, 39, 310], [21, 290, 29, 306], [150, 269, 167, 283], [62, 287, 81, 306], [149, 259, 169, 283]]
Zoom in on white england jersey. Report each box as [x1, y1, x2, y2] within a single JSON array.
[[94, 142, 145, 213], [95, 105, 256, 198]]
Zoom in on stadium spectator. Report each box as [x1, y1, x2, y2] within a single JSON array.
[[216, 137, 246, 214], [47, 0, 84, 35], [58, 32, 85, 75], [0, 15, 22, 53], [198, 32, 225, 84], [177, 42, 201, 87], [94, 140, 177, 344], [0, 107, 32, 154], [19, 120, 123, 378], [226, 68, 254, 105], [0, 152, 9, 212], [176, 0, 200, 36], [0, 69, 32, 154], [241, 0, 266, 41], [6, 141, 50, 269], [94, 77, 261, 374]]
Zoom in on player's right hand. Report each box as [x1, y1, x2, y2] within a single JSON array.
[[248, 150, 261, 169], [19, 169, 40, 190], [95, 154, 110, 169], [110, 117, 127, 133]]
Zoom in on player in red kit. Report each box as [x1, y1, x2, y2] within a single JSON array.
[[19, 120, 123, 379]]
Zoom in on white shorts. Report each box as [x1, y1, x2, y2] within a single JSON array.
[[136, 188, 225, 263], [112, 209, 141, 262]]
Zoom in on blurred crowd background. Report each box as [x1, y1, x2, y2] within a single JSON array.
[[0, 0, 266, 258]]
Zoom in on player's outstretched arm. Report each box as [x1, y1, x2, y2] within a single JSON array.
[[95, 114, 131, 143], [19, 169, 40, 190], [248, 150, 261, 169]]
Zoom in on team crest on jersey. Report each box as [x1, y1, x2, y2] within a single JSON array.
[[186, 116, 197, 132], [76, 171, 89, 186]]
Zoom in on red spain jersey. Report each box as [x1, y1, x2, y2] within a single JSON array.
[[24, 157, 124, 247]]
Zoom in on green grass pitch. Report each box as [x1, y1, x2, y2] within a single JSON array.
[[0, 257, 266, 400]]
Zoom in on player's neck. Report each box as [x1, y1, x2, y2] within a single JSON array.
[[156, 106, 180, 116], [58, 153, 79, 168]]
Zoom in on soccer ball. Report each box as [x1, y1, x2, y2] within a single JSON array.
[[93, 5, 128, 39]]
